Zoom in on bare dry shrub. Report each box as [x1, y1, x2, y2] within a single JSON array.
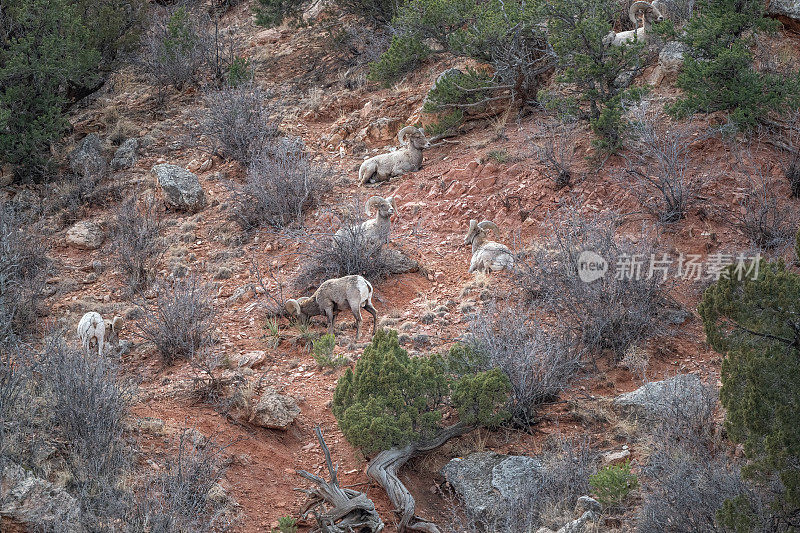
[[636, 381, 753, 533], [0, 345, 34, 465], [465, 302, 582, 427], [202, 85, 279, 165], [50, 170, 121, 228], [131, 430, 231, 532], [40, 340, 133, 519], [513, 208, 671, 359], [227, 138, 330, 231], [783, 111, 800, 198], [732, 170, 799, 250], [0, 205, 51, 344], [110, 195, 165, 293], [623, 105, 704, 224], [532, 117, 579, 189], [136, 274, 215, 365], [139, 3, 210, 91], [294, 202, 399, 290], [620, 344, 650, 382]]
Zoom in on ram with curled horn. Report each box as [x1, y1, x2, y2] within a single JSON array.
[[603, 0, 665, 47], [284, 275, 378, 340], [464, 219, 515, 274], [359, 126, 429, 185]]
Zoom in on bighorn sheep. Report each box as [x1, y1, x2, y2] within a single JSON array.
[[77, 311, 124, 356], [335, 195, 398, 248], [359, 126, 429, 185], [464, 220, 515, 274], [285, 275, 378, 339], [603, 1, 664, 47]]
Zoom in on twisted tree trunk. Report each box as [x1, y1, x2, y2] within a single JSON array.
[[366, 423, 473, 533], [296, 426, 384, 533]]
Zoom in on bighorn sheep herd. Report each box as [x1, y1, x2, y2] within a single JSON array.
[[77, 5, 669, 346]]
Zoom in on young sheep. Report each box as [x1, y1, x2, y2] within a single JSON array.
[[359, 126, 429, 185], [464, 220, 515, 274], [77, 311, 124, 356], [335, 195, 397, 248], [285, 275, 378, 340], [603, 1, 664, 47]]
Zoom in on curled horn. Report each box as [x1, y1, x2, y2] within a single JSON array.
[[629, 1, 652, 25], [284, 299, 301, 316], [477, 220, 499, 232], [112, 316, 124, 333], [397, 126, 419, 145], [365, 196, 384, 215], [465, 219, 478, 244]]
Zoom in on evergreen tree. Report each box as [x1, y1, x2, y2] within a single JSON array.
[[332, 329, 510, 455], [545, 0, 647, 151], [699, 260, 800, 529], [670, 0, 800, 128]]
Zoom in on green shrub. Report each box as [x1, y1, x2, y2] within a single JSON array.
[[421, 68, 494, 132], [545, 0, 647, 151], [273, 516, 298, 533], [699, 259, 800, 527], [254, 0, 304, 28], [312, 333, 348, 368], [227, 56, 253, 87], [368, 35, 430, 86], [669, 0, 800, 128], [332, 330, 510, 455], [590, 460, 639, 507], [370, 0, 551, 103]]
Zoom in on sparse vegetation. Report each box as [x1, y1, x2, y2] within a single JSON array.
[[136, 274, 216, 365], [513, 208, 670, 359], [732, 169, 799, 250], [110, 194, 165, 293], [202, 85, 279, 165], [228, 138, 329, 231], [312, 334, 348, 368], [623, 104, 703, 223], [465, 303, 581, 426], [532, 116, 579, 189]]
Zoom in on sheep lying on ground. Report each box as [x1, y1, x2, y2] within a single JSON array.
[[335, 195, 397, 248], [285, 275, 377, 340], [603, 1, 664, 47], [359, 126, 429, 185], [77, 311, 124, 356], [464, 220, 515, 274]]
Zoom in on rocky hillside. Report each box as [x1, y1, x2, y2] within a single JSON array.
[[1, 0, 800, 531]]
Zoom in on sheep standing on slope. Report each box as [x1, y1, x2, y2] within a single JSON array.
[[359, 126, 429, 185], [77, 311, 124, 356], [285, 275, 378, 340], [603, 1, 665, 47], [464, 220, 515, 274], [335, 195, 398, 249]]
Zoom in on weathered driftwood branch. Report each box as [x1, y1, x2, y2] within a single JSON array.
[[366, 422, 473, 533], [296, 426, 384, 533]]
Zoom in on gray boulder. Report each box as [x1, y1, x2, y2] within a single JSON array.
[[69, 133, 105, 177], [442, 452, 543, 528], [613, 373, 713, 422], [767, 0, 800, 31], [0, 463, 84, 532], [65, 220, 105, 250], [111, 138, 138, 170], [152, 164, 205, 212], [249, 387, 300, 429]]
